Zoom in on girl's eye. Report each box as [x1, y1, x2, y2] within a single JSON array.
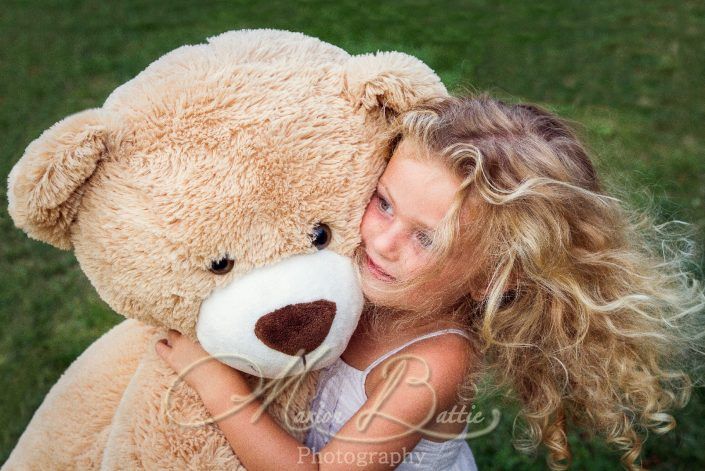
[[376, 192, 393, 215], [415, 231, 433, 249]]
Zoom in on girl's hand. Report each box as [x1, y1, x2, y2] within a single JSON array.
[[155, 329, 234, 391]]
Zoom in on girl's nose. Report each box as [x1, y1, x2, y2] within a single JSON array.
[[372, 223, 404, 261]]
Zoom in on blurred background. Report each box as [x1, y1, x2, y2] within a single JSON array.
[[1, 0, 703, 468]]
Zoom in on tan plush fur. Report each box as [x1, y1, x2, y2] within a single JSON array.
[[5, 29, 446, 469]]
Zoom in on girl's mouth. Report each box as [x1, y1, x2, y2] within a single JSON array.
[[365, 253, 396, 282]]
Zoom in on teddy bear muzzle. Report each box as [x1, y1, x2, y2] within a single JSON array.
[[196, 250, 364, 378]]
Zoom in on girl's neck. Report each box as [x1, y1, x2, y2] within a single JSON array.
[[357, 304, 465, 344], [342, 306, 465, 370]]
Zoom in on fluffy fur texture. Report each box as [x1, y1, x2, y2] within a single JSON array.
[[5, 29, 446, 469]]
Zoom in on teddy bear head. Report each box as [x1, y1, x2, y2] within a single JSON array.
[[7, 30, 446, 377]]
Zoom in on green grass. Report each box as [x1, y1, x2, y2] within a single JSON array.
[[1, 0, 703, 468]]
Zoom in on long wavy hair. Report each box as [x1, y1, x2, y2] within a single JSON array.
[[354, 94, 705, 470]]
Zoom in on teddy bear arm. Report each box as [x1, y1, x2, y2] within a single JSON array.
[[2, 319, 157, 471]]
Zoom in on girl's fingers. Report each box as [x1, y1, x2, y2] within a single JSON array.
[[166, 329, 181, 342], [155, 338, 171, 358]]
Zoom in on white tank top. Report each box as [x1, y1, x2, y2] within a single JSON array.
[[304, 328, 478, 470]]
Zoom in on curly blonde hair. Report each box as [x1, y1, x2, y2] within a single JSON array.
[[356, 94, 705, 470]]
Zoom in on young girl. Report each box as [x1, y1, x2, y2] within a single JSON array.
[[156, 95, 704, 470]]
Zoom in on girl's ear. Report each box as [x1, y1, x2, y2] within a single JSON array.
[[343, 51, 447, 122], [7, 108, 113, 250]]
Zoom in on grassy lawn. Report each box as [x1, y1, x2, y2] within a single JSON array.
[[1, 0, 703, 468]]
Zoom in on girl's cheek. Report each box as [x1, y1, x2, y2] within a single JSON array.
[[360, 203, 371, 225], [360, 205, 377, 245], [361, 202, 383, 232], [401, 251, 431, 280]]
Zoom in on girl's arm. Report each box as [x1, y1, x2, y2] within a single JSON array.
[[155, 330, 312, 470], [156, 329, 469, 471]]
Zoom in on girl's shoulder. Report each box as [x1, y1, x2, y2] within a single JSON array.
[[364, 329, 475, 403]]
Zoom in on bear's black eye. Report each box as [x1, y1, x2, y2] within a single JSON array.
[[310, 223, 332, 250], [209, 257, 235, 275]]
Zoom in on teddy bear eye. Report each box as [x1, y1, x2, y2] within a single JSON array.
[[209, 257, 235, 275], [310, 223, 332, 250]]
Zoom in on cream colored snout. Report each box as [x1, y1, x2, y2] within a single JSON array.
[[196, 250, 363, 378]]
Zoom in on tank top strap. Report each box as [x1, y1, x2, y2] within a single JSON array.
[[362, 328, 471, 377]]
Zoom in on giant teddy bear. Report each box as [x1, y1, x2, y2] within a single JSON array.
[[4, 29, 446, 469]]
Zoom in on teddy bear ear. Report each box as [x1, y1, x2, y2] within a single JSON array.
[[343, 51, 447, 121], [7, 108, 112, 250]]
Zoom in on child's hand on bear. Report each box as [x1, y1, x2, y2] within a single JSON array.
[[155, 329, 238, 391]]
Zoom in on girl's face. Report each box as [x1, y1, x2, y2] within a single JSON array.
[[359, 139, 463, 293]]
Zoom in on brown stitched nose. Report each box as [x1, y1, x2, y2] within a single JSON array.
[[254, 300, 336, 356]]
